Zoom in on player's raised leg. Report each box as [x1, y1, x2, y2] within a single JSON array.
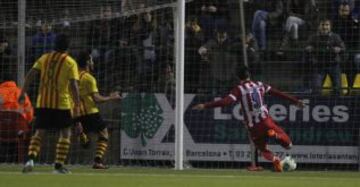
[[265, 118, 292, 149]]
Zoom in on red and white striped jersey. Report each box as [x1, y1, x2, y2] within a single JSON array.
[[227, 80, 271, 127], [204, 80, 300, 128]]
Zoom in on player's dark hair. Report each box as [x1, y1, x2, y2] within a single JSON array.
[[77, 50, 91, 68], [54, 33, 70, 52], [237, 66, 250, 80]]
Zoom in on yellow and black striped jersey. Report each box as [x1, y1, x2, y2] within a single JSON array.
[[78, 70, 99, 116], [33, 51, 79, 109]]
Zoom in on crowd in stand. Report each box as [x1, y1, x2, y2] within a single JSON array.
[[1, 0, 360, 96]]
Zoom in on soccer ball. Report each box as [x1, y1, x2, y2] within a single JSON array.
[[280, 156, 297, 171]]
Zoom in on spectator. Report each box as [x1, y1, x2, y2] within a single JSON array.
[[185, 16, 204, 93], [87, 5, 118, 63], [191, 0, 230, 42], [332, 0, 359, 20], [105, 15, 138, 92], [158, 63, 175, 102], [0, 72, 33, 132], [234, 32, 261, 79], [251, 0, 284, 50], [332, 2, 360, 85], [57, 8, 71, 35], [0, 38, 11, 72], [278, 0, 319, 53], [31, 20, 56, 61], [131, 10, 158, 92], [198, 27, 240, 94], [304, 18, 346, 95], [0, 38, 10, 57], [87, 5, 120, 92]]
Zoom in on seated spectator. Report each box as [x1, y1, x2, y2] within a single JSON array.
[[0, 72, 33, 132], [304, 18, 346, 95], [251, 0, 284, 50], [278, 0, 319, 53], [31, 20, 56, 61], [332, 2, 360, 85]]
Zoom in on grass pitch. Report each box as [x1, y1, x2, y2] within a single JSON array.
[[0, 165, 359, 187]]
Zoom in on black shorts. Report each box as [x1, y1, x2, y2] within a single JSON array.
[[35, 108, 73, 130], [75, 113, 107, 133]]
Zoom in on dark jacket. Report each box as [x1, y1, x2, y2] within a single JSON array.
[[305, 32, 346, 65], [333, 14, 360, 51]]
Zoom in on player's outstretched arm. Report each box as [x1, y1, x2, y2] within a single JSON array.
[[192, 104, 205, 110], [92, 91, 121, 103], [268, 87, 304, 108], [18, 68, 39, 103], [192, 95, 236, 110]]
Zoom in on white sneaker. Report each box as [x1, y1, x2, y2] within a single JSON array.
[[22, 160, 34, 173]]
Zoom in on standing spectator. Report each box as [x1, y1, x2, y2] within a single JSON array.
[[251, 0, 284, 50], [278, 0, 319, 53], [87, 5, 120, 92], [0, 38, 11, 73], [132, 11, 158, 92], [185, 16, 204, 93], [57, 8, 72, 35], [198, 27, 239, 94], [333, 2, 360, 85], [31, 20, 56, 61], [0, 38, 10, 57], [196, 0, 230, 41], [233, 31, 260, 78], [87, 5, 118, 63], [305, 18, 346, 95], [192, 66, 304, 172]]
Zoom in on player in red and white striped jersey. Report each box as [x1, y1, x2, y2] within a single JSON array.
[[193, 66, 304, 172]]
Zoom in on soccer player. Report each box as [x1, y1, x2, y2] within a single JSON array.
[[192, 66, 304, 172], [74, 51, 121, 169], [20, 33, 81, 174]]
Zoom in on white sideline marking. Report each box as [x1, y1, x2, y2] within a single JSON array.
[[0, 171, 359, 181]]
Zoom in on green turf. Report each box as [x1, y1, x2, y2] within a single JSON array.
[[0, 165, 359, 187]]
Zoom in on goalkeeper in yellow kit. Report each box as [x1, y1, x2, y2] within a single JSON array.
[[74, 51, 121, 169]]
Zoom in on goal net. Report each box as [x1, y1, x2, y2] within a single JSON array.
[[0, 0, 359, 172]]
